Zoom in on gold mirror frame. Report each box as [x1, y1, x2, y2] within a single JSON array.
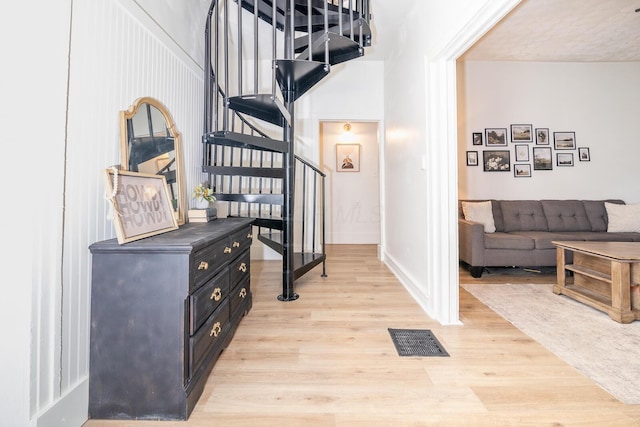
[[120, 97, 186, 225]]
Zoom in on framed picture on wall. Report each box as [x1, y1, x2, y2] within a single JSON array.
[[557, 153, 574, 166], [510, 124, 533, 142], [483, 150, 511, 172], [515, 144, 529, 162], [553, 131, 576, 150], [535, 128, 549, 145], [514, 164, 531, 177], [336, 144, 360, 172], [485, 128, 507, 146], [472, 132, 483, 145], [578, 147, 591, 161], [533, 147, 553, 170], [466, 151, 478, 166]]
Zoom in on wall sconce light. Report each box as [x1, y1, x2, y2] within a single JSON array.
[[339, 123, 355, 142]]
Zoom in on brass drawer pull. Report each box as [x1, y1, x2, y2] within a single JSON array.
[[239, 288, 247, 298], [209, 322, 222, 337], [224, 247, 232, 254], [210, 287, 222, 301], [233, 241, 240, 248], [239, 263, 247, 273], [198, 261, 208, 271], [247, 233, 253, 239]]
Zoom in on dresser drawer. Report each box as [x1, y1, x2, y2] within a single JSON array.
[[189, 301, 229, 377], [189, 267, 229, 335], [230, 250, 250, 288], [230, 276, 250, 317], [229, 226, 253, 260], [193, 238, 231, 289]]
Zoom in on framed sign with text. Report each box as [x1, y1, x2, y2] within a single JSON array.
[[104, 168, 179, 244]]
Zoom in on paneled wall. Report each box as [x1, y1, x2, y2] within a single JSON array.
[[31, 1, 205, 425]]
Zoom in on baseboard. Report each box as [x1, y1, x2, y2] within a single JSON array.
[[382, 250, 433, 319], [36, 378, 88, 427]]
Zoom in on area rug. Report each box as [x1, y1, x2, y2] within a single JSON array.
[[461, 283, 640, 404]]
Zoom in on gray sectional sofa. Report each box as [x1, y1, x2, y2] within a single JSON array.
[[458, 199, 640, 278]]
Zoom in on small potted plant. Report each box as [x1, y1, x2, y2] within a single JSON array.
[[192, 183, 216, 209]]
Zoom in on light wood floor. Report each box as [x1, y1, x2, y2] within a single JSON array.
[[84, 245, 640, 426]]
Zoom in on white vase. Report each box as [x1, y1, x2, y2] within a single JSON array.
[[194, 199, 211, 209]]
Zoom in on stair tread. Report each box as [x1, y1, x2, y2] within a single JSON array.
[[295, 33, 363, 65], [227, 95, 290, 127], [203, 165, 285, 179], [205, 130, 288, 153], [275, 59, 330, 101]]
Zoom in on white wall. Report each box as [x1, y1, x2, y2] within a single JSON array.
[[380, 0, 520, 324], [321, 121, 381, 244], [2, 1, 208, 426], [458, 60, 640, 203]]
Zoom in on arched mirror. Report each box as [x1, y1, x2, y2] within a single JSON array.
[[120, 97, 186, 225]]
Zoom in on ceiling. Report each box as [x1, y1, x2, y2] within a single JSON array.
[[461, 0, 640, 62]]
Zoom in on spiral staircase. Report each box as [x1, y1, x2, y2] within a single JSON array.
[[203, 0, 371, 301]]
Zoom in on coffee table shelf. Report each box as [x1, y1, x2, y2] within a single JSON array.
[[565, 264, 612, 283], [553, 241, 640, 324]]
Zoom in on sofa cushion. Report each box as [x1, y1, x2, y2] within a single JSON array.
[[500, 201, 549, 232], [540, 200, 591, 232], [484, 232, 534, 250], [510, 231, 583, 250], [583, 200, 624, 231], [462, 201, 496, 233], [605, 202, 640, 232]]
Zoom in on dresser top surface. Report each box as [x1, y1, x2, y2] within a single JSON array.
[[90, 218, 255, 253]]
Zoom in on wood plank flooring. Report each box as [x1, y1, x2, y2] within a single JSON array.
[[84, 245, 640, 426]]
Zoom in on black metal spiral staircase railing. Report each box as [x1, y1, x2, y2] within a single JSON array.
[[203, 0, 371, 301]]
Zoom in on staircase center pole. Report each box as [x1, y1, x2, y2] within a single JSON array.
[[278, 0, 299, 302]]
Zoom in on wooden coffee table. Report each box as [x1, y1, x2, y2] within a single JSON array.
[[553, 241, 640, 323]]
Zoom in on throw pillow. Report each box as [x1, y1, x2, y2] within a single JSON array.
[[462, 201, 496, 233], [605, 202, 640, 232]]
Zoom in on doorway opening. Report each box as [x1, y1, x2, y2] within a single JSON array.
[[319, 121, 381, 246]]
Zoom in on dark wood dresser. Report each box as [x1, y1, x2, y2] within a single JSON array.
[[88, 218, 254, 420]]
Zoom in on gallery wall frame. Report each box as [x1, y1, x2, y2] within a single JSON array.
[[472, 132, 483, 145], [514, 144, 529, 162], [104, 168, 179, 244], [557, 153, 574, 167], [483, 150, 511, 172], [553, 131, 576, 150], [336, 143, 360, 172], [535, 128, 549, 145], [514, 164, 531, 178], [510, 124, 533, 142], [485, 128, 507, 146], [533, 147, 553, 170], [466, 151, 478, 166], [578, 147, 591, 161]]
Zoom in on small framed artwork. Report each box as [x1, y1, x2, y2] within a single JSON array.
[[556, 153, 574, 167], [510, 124, 533, 142], [472, 132, 483, 146], [533, 147, 553, 170], [514, 164, 531, 178], [514, 144, 529, 162], [336, 144, 360, 172], [466, 151, 478, 166], [483, 150, 511, 172], [485, 128, 507, 146], [578, 147, 591, 161], [553, 131, 576, 150], [535, 128, 549, 145], [103, 168, 179, 244]]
